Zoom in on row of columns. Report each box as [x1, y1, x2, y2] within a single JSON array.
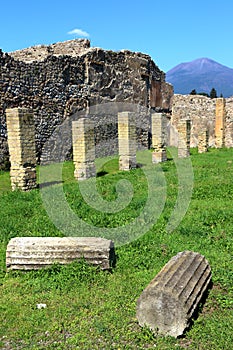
[[5, 102, 226, 190], [72, 112, 170, 181]]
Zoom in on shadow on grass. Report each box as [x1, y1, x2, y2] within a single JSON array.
[[39, 181, 64, 189], [97, 170, 109, 177]]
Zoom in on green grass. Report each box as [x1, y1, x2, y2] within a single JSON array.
[[0, 170, 11, 193], [0, 148, 233, 349]]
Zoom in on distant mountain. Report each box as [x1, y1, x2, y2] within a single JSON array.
[[166, 58, 233, 97]]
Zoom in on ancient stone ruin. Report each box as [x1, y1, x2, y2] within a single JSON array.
[[118, 111, 137, 171], [6, 236, 115, 270], [136, 250, 212, 337], [72, 118, 96, 180], [70, 110, 168, 180], [171, 95, 233, 148], [177, 120, 191, 158], [0, 39, 173, 169], [6, 108, 37, 190], [215, 98, 226, 148], [198, 130, 209, 153], [151, 112, 167, 163], [1, 39, 233, 172]]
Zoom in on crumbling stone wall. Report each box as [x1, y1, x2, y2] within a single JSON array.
[[0, 39, 173, 168], [0, 46, 86, 167], [9, 39, 91, 63], [171, 94, 233, 147]]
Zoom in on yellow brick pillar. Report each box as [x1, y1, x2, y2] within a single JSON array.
[[178, 120, 191, 158], [118, 112, 137, 171], [151, 112, 167, 163], [215, 98, 226, 148], [198, 130, 209, 153], [6, 108, 37, 191], [72, 118, 96, 180]]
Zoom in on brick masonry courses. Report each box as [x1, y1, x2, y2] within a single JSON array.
[[198, 130, 209, 153], [215, 98, 226, 148], [177, 120, 191, 158], [72, 118, 96, 180], [6, 108, 37, 190], [118, 111, 137, 171], [151, 112, 167, 163]]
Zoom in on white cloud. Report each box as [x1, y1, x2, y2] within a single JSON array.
[[67, 28, 90, 38]]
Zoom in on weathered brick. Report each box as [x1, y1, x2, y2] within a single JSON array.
[[6, 108, 37, 191]]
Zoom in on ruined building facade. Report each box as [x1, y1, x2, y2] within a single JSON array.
[[0, 39, 173, 168], [2, 39, 233, 170], [171, 94, 233, 148]]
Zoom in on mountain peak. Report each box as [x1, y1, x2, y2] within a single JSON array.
[[166, 58, 233, 97]]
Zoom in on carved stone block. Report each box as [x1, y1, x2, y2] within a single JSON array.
[[136, 251, 212, 337], [6, 237, 115, 271]]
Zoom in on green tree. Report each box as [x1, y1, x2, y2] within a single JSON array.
[[199, 92, 209, 97], [210, 88, 217, 98], [190, 89, 197, 95]]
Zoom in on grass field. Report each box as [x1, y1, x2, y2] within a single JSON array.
[[0, 148, 232, 349]]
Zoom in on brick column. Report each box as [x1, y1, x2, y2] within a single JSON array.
[[6, 108, 37, 191], [118, 112, 137, 171], [178, 120, 191, 158], [151, 112, 167, 163], [215, 98, 226, 148], [198, 130, 209, 153], [72, 118, 96, 180]]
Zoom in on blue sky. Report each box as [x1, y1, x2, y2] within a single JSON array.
[[1, 0, 233, 72]]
